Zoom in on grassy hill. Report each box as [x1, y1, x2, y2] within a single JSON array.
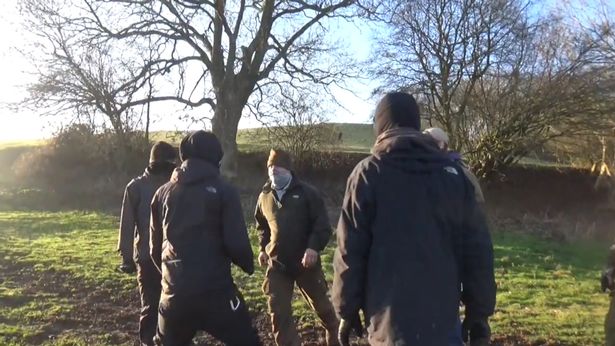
[[235, 123, 374, 153]]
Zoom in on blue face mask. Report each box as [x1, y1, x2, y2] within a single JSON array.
[[270, 170, 292, 190]]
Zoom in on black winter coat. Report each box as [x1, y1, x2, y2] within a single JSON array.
[[118, 167, 172, 264], [332, 128, 496, 345], [150, 159, 254, 296]]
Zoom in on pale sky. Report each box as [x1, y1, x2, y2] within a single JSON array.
[[0, 0, 606, 141], [0, 2, 377, 141]]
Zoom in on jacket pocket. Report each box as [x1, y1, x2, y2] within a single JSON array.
[[161, 259, 183, 293]]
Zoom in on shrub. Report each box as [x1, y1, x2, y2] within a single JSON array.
[[12, 124, 151, 209]]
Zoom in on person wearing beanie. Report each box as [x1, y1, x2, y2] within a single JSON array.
[[333, 92, 496, 346], [424, 127, 485, 204], [424, 127, 489, 345], [255, 149, 340, 346], [117, 141, 177, 346], [149, 130, 260, 346]]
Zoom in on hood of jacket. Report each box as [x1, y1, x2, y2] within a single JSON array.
[[171, 158, 220, 185], [372, 128, 450, 173]]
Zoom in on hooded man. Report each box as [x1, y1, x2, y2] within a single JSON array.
[[150, 130, 260, 346], [117, 141, 177, 346], [255, 149, 340, 346], [333, 92, 496, 346]]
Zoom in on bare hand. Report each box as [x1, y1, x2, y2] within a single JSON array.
[[258, 251, 269, 267], [302, 248, 319, 268]]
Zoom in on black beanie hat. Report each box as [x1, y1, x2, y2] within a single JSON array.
[[179, 130, 224, 165], [149, 141, 177, 164], [374, 92, 421, 136]]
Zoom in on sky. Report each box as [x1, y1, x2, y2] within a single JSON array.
[[0, 2, 377, 141], [0, 0, 608, 141]]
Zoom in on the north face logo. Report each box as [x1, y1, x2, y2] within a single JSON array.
[[444, 166, 459, 175], [206, 186, 218, 194]]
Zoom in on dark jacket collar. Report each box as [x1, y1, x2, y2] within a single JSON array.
[[372, 128, 451, 172], [171, 159, 220, 185], [144, 162, 175, 179], [373, 128, 441, 156]]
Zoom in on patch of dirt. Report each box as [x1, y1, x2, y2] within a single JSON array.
[[1, 253, 340, 345], [491, 334, 563, 346], [0, 254, 139, 345], [0, 252, 571, 346]]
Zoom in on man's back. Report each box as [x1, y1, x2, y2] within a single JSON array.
[[333, 127, 495, 345], [150, 158, 254, 295]]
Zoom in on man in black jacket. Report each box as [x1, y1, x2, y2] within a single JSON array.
[[117, 141, 176, 346], [333, 92, 496, 346], [150, 131, 260, 346]]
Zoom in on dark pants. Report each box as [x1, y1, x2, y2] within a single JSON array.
[[263, 265, 339, 346], [449, 317, 463, 346], [154, 287, 260, 346], [137, 261, 162, 346]]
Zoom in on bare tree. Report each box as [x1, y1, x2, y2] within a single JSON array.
[[260, 88, 338, 166], [372, 0, 615, 177], [372, 0, 530, 149], [19, 0, 190, 142], [51, 0, 366, 176]]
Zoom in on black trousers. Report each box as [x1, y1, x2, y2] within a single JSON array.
[[137, 261, 162, 346], [154, 287, 261, 346]]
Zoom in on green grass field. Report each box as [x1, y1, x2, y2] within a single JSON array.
[[0, 211, 609, 345], [235, 124, 374, 153]]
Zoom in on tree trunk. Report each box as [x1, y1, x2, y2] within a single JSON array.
[[211, 100, 242, 178]]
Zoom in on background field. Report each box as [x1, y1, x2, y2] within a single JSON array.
[[0, 211, 609, 346], [0, 126, 612, 345]]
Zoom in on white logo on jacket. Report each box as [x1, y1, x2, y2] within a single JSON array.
[[444, 166, 459, 175]]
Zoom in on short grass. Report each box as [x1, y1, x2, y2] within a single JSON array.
[[236, 124, 374, 154], [0, 140, 47, 151], [0, 210, 610, 345]]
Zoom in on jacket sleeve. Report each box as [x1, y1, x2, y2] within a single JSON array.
[[307, 187, 332, 252], [462, 166, 485, 204], [460, 178, 496, 320], [254, 194, 271, 252], [332, 164, 374, 319], [149, 190, 163, 274], [117, 182, 137, 262], [223, 184, 255, 275]]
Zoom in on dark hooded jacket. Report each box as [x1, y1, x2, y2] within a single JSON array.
[[150, 132, 254, 296], [255, 176, 332, 276], [118, 164, 174, 264], [332, 128, 496, 345]]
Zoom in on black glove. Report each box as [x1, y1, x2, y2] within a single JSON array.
[[118, 261, 136, 274], [462, 316, 490, 346], [603, 268, 614, 292], [338, 313, 363, 346]]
